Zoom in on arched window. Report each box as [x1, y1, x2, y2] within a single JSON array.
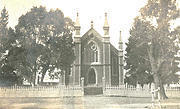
[[89, 42, 98, 62]]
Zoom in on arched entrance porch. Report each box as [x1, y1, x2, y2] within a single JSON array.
[[87, 68, 96, 85]]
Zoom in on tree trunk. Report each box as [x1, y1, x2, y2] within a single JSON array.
[[148, 46, 168, 100], [64, 68, 69, 86], [40, 68, 48, 84], [40, 64, 50, 84], [32, 67, 37, 87], [159, 78, 168, 99], [41, 73, 45, 84], [153, 73, 168, 99], [32, 72, 36, 86]]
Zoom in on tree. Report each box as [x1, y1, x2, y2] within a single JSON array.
[[0, 8, 23, 85], [0, 8, 23, 86], [51, 27, 75, 85], [125, 28, 153, 86], [124, 72, 153, 88], [0, 7, 9, 55], [125, 0, 180, 99], [0, 7, 8, 38], [15, 6, 47, 85], [15, 6, 75, 86]]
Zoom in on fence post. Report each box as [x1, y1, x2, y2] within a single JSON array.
[[151, 83, 155, 93], [125, 83, 128, 88], [136, 84, 141, 91], [102, 77, 105, 91], [157, 87, 161, 109], [151, 87, 161, 109], [151, 83, 155, 108], [151, 89, 155, 108], [81, 77, 84, 95]]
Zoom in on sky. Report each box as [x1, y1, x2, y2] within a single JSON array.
[[0, 0, 179, 49]]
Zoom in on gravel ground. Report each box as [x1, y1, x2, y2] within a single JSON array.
[[0, 96, 179, 109]]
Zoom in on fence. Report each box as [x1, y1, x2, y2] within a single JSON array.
[[165, 86, 180, 98], [103, 84, 152, 97], [1, 84, 180, 98], [0, 85, 83, 97], [103, 84, 180, 98]]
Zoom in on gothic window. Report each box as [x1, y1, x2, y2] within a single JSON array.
[[89, 42, 99, 62]]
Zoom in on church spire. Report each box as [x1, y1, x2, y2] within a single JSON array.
[[103, 12, 109, 36], [74, 12, 81, 43], [119, 31, 122, 42], [103, 12, 109, 28], [75, 12, 81, 36], [75, 12, 80, 27], [119, 30, 123, 50]]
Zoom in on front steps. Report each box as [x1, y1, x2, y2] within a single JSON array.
[[84, 87, 103, 95]]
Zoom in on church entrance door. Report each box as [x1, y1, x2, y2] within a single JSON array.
[[87, 68, 96, 85], [85, 68, 103, 95]]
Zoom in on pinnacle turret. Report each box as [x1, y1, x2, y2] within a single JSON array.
[[103, 12, 109, 36], [75, 12, 81, 36], [119, 31, 123, 50], [103, 12, 109, 28], [75, 12, 80, 27]]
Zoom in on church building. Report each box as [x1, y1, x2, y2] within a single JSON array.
[[68, 13, 124, 86]]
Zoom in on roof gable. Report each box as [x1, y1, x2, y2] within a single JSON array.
[[80, 28, 119, 53], [81, 28, 103, 43]]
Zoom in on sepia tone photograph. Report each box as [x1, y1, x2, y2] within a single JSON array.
[[0, 0, 180, 109]]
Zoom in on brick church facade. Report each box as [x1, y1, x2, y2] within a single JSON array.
[[68, 13, 124, 86]]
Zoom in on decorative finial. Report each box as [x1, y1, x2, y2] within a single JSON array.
[[105, 12, 107, 17], [104, 12, 109, 27], [75, 12, 80, 27], [91, 20, 93, 28], [119, 30, 122, 42], [119, 30, 123, 50]]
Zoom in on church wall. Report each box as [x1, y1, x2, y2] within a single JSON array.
[[81, 37, 103, 63], [111, 51, 119, 86], [70, 13, 124, 86], [69, 75, 73, 85], [81, 38, 104, 86], [99, 44, 103, 64], [103, 43, 111, 85], [119, 56, 124, 84], [74, 43, 81, 64], [104, 43, 111, 64], [74, 65, 81, 85], [71, 25, 124, 86], [72, 42, 81, 85], [81, 65, 90, 85]]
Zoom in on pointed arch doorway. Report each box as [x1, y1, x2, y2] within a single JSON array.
[[87, 68, 96, 85], [85, 68, 103, 95]]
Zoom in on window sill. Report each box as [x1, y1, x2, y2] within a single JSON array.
[[91, 62, 101, 65]]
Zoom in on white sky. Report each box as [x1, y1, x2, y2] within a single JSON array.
[[0, 0, 179, 49], [42, 0, 148, 48]]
